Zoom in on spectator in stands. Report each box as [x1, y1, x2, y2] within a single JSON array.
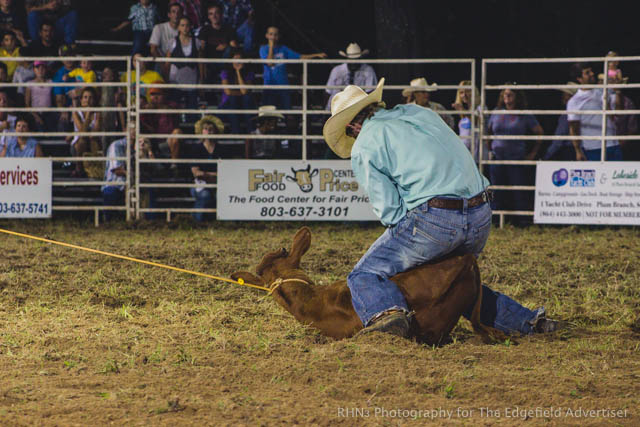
[[188, 115, 224, 221], [0, 115, 43, 157], [164, 15, 203, 112], [173, 0, 202, 31], [325, 43, 377, 109], [567, 62, 621, 161], [403, 77, 454, 129], [247, 105, 284, 158], [452, 80, 487, 164], [544, 82, 578, 161], [220, 0, 254, 53], [70, 87, 102, 177], [25, 21, 59, 70], [149, 1, 182, 60], [120, 53, 164, 107], [604, 50, 623, 83], [259, 26, 326, 110], [139, 86, 183, 174], [26, 0, 77, 45], [111, 0, 160, 55], [598, 69, 638, 161], [99, 66, 124, 152], [0, 0, 27, 42], [52, 44, 75, 130], [1, 30, 24, 80], [198, 2, 237, 103], [0, 89, 17, 152], [486, 85, 543, 223], [25, 60, 55, 131], [12, 59, 34, 107], [219, 48, 254, 136], [0, 62, 17, 101], [101, 125, 131, 221]]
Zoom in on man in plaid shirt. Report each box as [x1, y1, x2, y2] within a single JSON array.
[[111, 0, 160, 54]]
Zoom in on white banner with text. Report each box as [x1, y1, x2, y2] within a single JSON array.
[[0, 158, 52, 218], [217, 160, 378, 221], [534, 161, 640, 225]]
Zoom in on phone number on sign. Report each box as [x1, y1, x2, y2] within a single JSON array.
[[260, 206, 349, 218], [0, 202, 49, 215]]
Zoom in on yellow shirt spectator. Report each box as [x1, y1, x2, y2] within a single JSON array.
[[0, 46, 20, 80], [68, 68, 97, 83], [120, 69, 164, 104]]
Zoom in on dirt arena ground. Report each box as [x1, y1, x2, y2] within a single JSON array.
[[0, 219, 638, 426]]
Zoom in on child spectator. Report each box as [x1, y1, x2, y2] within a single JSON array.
[[188, 115, 224, 221], [63, 56, 96, 100], [259, 26, 326, 110], [148, 2, 182, 59], [0, 0, 27, 40], [165, 15, 202, 113], [120, 53, 164, 107], [220, 0, 254, 53], [111, 0, 160, 55], [0, 115, 43, 157], [198, 3, 237, 87], [11, 60, 35, 107], [219, 49, 254, 135], [1, 30, 23, 80], [25, 60, 55, 131], [70, 87, 102, 177], [52, 44, 76, 130], [26, 0, 78, 45]]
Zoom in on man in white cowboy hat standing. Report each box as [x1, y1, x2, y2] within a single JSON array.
[[403, 77, 454, 129], [325, 43, 378, 110], [323, 79, 559, 337]]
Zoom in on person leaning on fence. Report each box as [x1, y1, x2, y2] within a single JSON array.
[[403, 77, 455, 130], [69, 86, 103, 178], [259, 26, 326, 111], [0, 114, 43, 157], [110, 0, 160, 55], [322, 79, 560, 338], [246, 105, 285, 159], [451, 80, 487, 166], [486, 84, 543, 225], [567, 62, 622, 161], [187, 115, 224, 222], [101, 126, 131, 221], [219, 48, 255, 136]]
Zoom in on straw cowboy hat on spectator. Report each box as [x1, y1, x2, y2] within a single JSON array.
[[323, 78, 385, 158], [402, 77, 438, 97], [195, 115, 225, 134], [339, 43, 370, 59], [252, 105, 285, 121]]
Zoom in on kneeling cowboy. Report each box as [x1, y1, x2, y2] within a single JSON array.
[[323, 78, 557, 337]]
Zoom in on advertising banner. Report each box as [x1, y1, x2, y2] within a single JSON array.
[[217, 160, 378, 221], [534, 161, 640, 225], [0, 158, 52, 218]]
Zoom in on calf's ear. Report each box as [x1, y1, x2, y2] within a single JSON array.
[[290, 226, 311, 261], [230, 271, 265, 287]]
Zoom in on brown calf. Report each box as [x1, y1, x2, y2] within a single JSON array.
[[231, 227, 507, 344]]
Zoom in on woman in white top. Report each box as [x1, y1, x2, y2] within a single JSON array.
[[165, 16, 203, 114], [70, 87, 102, 177]]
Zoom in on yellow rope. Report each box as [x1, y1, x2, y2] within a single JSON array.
[[0, 227, 271, 292]]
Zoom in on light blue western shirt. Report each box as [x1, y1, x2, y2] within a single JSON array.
[[351, 104, 490, 226]]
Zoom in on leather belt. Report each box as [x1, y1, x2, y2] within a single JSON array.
[[427, 191, 491, 210]]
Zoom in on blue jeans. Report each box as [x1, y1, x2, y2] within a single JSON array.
[[261, 88, 291, 110], [584, 145, 623, 161], [190, 188, 213, 222], [490, 163, 532, 213], [347, 197, 542, 334], [132, 30, 152, 55], [28, 10, 78, 44], [102, 186, 124, 221], [220, 94, 255, 135]]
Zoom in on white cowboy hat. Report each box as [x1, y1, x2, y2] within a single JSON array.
[[339, 43, 370, 59], [253, 105, 285, 120], [402, 77, 438, 97], [322, 78, 385, 159]]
